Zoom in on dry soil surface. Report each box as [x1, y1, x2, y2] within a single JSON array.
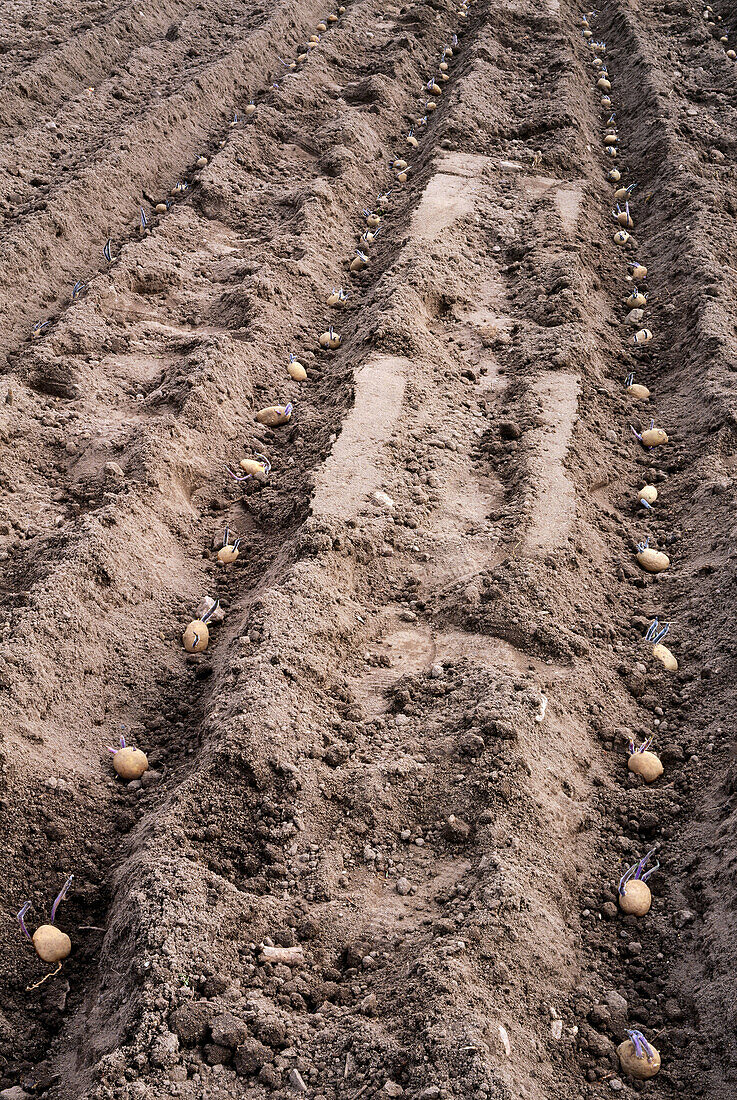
[[2, 0, 737, 1098]]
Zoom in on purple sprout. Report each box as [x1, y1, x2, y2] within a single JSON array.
[[645, 618, 669, 645], [17, 874, 74, 942], [108, 734, 128, 755], [50, 876, 74, 925], [626, 1030, 657, 1062], [221, 527, 242, 552], [628, 736, 653, 755], [139, 206, 148, 229], [17, 901, 32, 941], [200, 600, 220, 625], [618, 850, 659, 896], [636, 538, 650, 554]]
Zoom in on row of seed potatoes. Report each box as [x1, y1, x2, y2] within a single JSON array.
[[15, 0, 355, 981], [702, 4, 736, 62], [14, 0, 475, 988], [582, 6, 675, 1086]]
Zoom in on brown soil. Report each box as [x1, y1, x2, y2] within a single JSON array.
[[1, 0, 737, 1097]]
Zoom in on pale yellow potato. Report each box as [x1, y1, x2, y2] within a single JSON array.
[[113, 747, 148, 780], [618, 879, 651, 916], [33, 925, 72, 963]]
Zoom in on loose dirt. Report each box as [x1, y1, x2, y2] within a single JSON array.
[[1, 0, 737, 1098]]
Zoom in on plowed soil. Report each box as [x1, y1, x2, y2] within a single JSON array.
[[2, 0, 737, 1098]]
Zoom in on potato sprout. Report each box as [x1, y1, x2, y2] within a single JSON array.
[[645, 618, 678, 670]]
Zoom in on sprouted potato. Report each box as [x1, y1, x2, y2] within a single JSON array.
[[627, 738, 663, 781], [327, 287, 348, 306], [618, 850, 658, 916], [17, 875, 74, 970], [618, 1031, 660, 1079], [637, 484, 657, 505], [109, 735, 148, 779], [255, 403, 293, 427], [632, 420, 668, 448], [217, 526, 242, 565], [624, 372, 649, 399], [319, 327, 341, 349], [183, 598, 220, 652], [635, 539, 670, 573], [288, 354, 307, 381]]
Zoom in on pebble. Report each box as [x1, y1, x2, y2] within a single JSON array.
[[289, 1069, 308, 1093], [384, 1083, 404, 1097], [396, 877, 412, 895], [372, 490, 395, 510], [608, 1079, 624, 1092], [104, 461, 125, 479]]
